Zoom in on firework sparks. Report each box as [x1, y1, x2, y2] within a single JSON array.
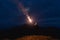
[[19, 2, 37, 25], [27, 15, 33, 23]]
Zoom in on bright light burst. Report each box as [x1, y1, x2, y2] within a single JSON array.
[[27, 16, 33, 23], [19, 2, 37, 25]]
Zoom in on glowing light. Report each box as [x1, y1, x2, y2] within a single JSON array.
[[19, 3, 37, 25], [27, 16, 33, 23]]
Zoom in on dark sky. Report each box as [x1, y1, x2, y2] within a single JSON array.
[[0, 0, 60, 29]]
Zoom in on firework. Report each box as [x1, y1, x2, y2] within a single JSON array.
[[19, 2, 37, 25]]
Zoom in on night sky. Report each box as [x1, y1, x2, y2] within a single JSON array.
[[0, 0, 60, 29]]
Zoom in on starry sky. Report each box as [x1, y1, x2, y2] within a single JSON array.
[[0, 0, 60, 29]]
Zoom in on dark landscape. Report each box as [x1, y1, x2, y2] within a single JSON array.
[[0, 24, 60, 40]]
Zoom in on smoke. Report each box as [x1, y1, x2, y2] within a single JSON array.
[[19, 2, 29, 16]]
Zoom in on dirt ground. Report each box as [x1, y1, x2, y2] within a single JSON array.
[[16, 35, 59, 40]]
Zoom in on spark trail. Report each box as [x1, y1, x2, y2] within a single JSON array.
[[19, 2, 33, 24], [19, 2, 37, 25]]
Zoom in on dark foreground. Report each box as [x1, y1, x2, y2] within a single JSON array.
[[0, 24, 60, 39]]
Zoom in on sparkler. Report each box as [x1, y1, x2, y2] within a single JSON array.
[[19, 2, 37, 25]]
